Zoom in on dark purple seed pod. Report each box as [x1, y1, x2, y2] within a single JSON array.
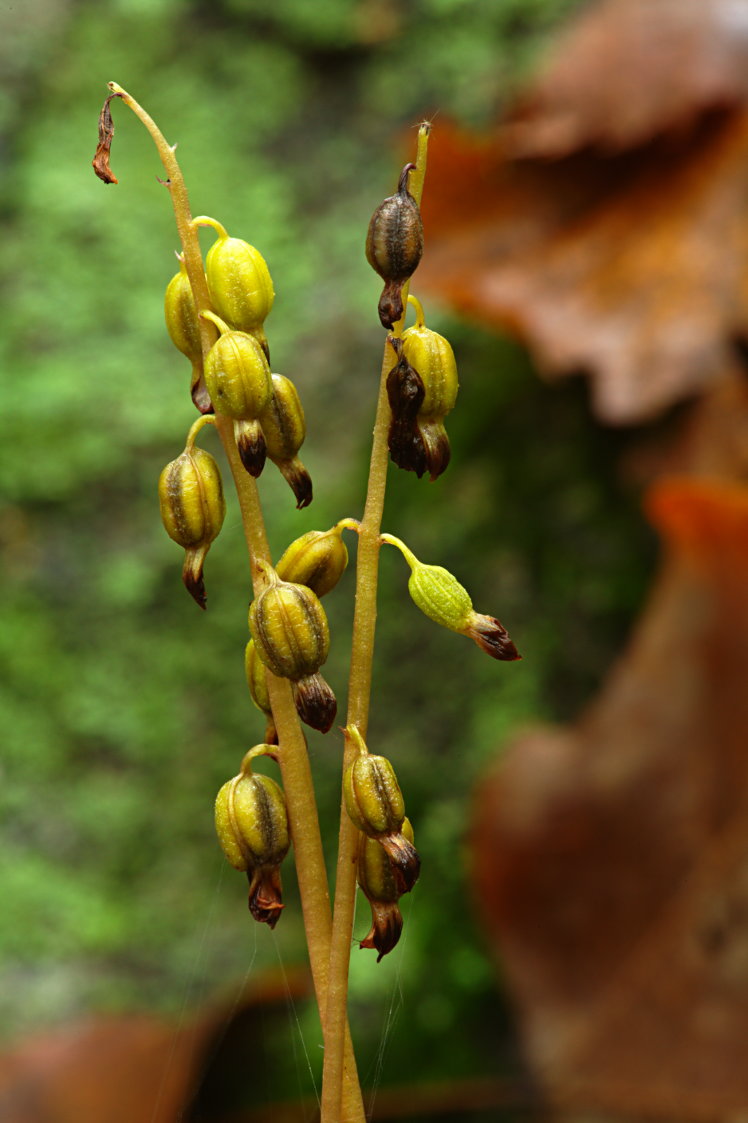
[[386, 336, 425, 421], [366, 164, 424, 329], [385, 337, 428, 476]]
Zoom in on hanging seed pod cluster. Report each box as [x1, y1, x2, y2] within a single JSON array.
[[95, 92, 523, 1123]]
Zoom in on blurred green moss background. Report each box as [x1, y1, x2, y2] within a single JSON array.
[[0, 0, 655, 1110]]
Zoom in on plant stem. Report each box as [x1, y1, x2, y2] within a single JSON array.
[[321, 124, 430, 1123], [106, 84, 364, 1122]]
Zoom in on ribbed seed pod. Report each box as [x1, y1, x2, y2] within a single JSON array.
[[259, 373, 313, 509], [215, 752, 289, 927], [244, 640, 277, 745], [249, 562, 337, 732], [158, 442, 225, 609], [401, 297, 458, 419], [275, 525, 348, 598], [201, 311, 272, 475], [382, 535, 520, 662], [358, 818, 416, 962], [343, 726, 420, 893], [366, 163, 424, 329], [164, 257, 211, 414], [402, 296, 458, 480], [199, 217, 274, 353]]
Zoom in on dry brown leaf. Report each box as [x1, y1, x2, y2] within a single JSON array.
[[471, 471, 748, 1120], [0, 967, 309, 1123], [419, 0, 748, 424]]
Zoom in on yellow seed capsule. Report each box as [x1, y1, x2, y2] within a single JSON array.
[[245, 639, 270, 714], [215, 753, 289, 927], [402, 296, 458, 420], [366, 163, 424, 329], [344, 727, 420, 893], [260, 374, 312, 508], [164, 257, 211, 413], [195, 217, 275, 339], [164, 257, 202, 362], [275, 525, 348, 598], [158, 440, 225, 610], [201, 311, 273, 422], [249, 564, 330, 681], [358, 818, 416, 962], [344, 744, 406, 838], [244, 641, 278, 744]]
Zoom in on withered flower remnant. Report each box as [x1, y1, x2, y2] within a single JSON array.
[[357, 817, 416, 961], [366, 162, 424, 329]]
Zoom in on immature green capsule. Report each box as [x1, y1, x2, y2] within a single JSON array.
[[343, 726, 420, 893], [215, 753, 289, 927], [200, 217, 274, 349], [382, 536, 520, 661], [366, 163, 424, 329], [275, 525, 348, 598], [358, 818, 416, 962], [158, 441, 225, 609], [249, 562, 337, 732], [259, 374, 313, 509], [164, 257, 211, 413]]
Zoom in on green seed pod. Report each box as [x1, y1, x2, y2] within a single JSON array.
[[158, 439, 225, 610], [201, 217, 275, 339], [215, 752, 289, 927], [358, 818, 416, 962], [382, 535, 520, 661], [275, 525, 348, 598], [201, 311, 273, 424], [401, 296, 458, 420], [249, 561, 333, 687], [366, 163, 424, 329], [260, 373, 312, 509], [244, 640, 278, 745], [163, 257, 211, 414]]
